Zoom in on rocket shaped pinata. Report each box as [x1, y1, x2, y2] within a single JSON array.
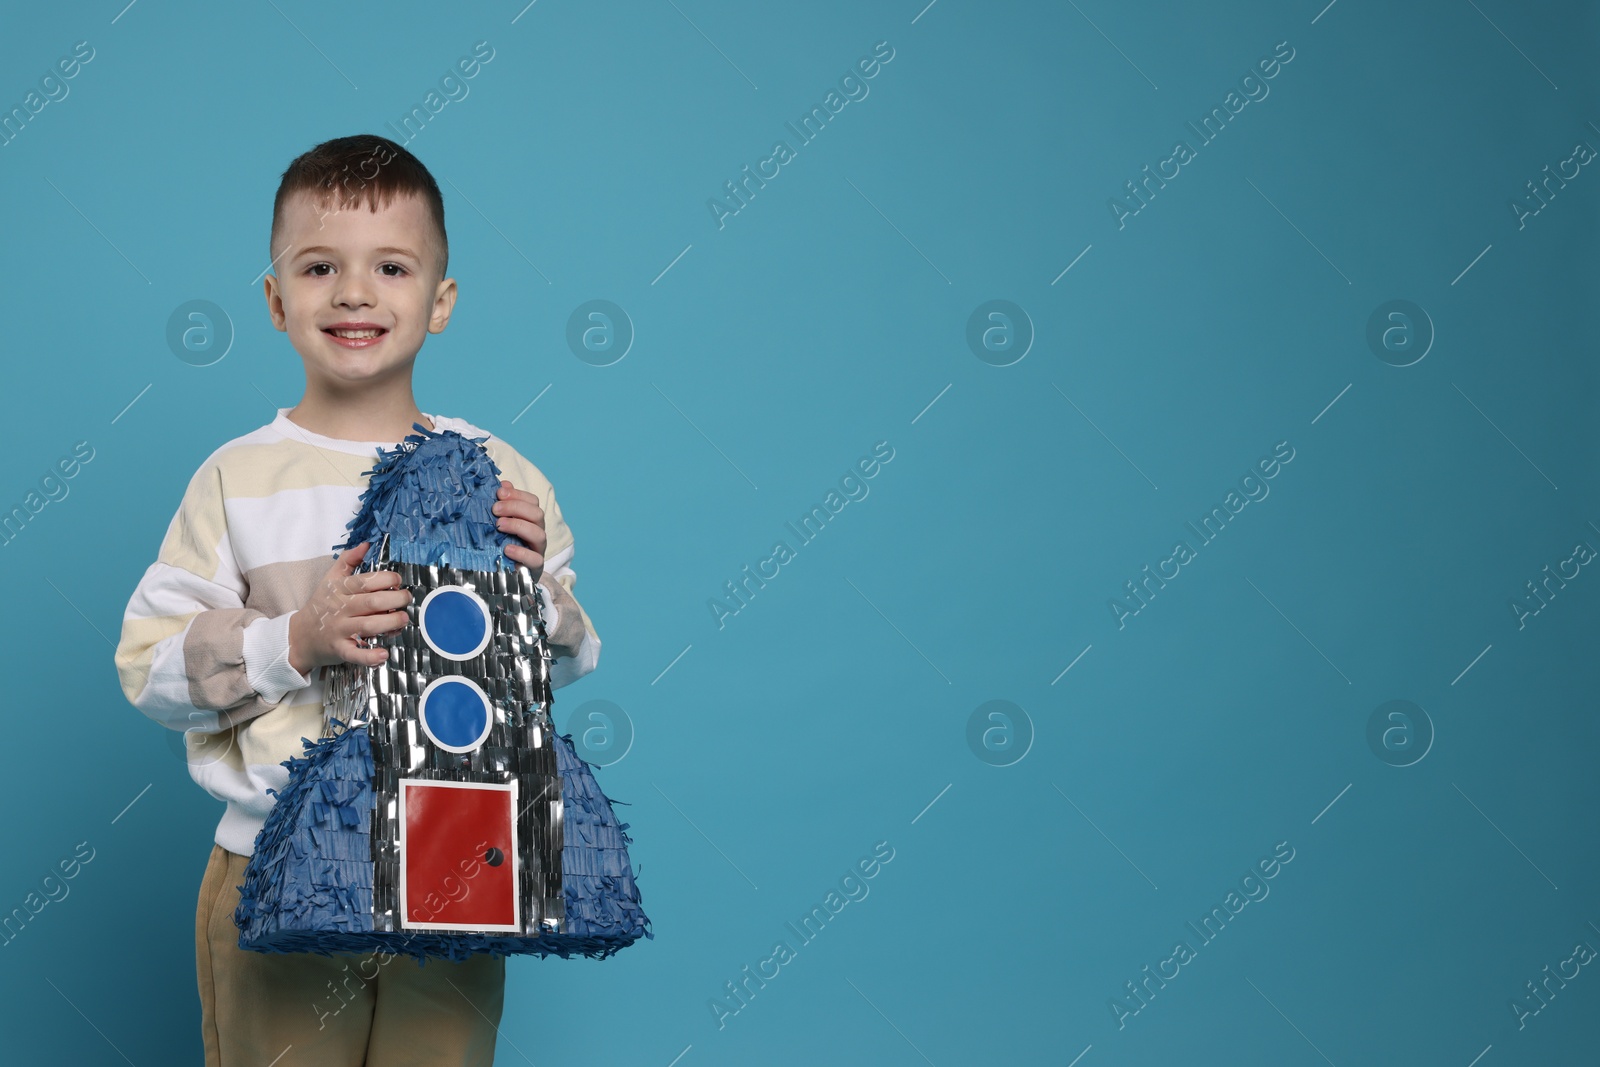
[[234, 422, 652, 962]]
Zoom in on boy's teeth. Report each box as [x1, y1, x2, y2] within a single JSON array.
[[331, 329, 381, 338]]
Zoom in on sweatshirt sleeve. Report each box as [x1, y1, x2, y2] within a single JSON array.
[[487, 441, 601, 690], [114, 458, 312, 734]]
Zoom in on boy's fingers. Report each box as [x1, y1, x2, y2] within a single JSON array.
[[328, 546, 371, 594], [507, 542, 545, 571], [337, 542, 369, 569], [341, 641, 388, 667], [502, 498, 544, 522], [354, 588, 412, 616], [332, 569, 402, 599], [497, 516, 546, 547], [353, 570, 404, 593], [338, 613, 404, 649], [355, 608, 408, 633]]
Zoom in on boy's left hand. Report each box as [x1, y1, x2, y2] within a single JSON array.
[[493, 480, 547, 581]]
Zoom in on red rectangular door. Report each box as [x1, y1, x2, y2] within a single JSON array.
[[400, 779, 519, 931]]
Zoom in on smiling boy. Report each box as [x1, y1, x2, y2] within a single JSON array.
[[114, 134, 601, 1065]]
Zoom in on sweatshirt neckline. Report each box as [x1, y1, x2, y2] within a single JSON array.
[[271, 407, 443, 457]]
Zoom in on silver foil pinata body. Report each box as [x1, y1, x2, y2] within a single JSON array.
[[234, 422, 652, 962]]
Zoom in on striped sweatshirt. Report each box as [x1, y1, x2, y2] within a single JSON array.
[[114, 408, 601, 857]]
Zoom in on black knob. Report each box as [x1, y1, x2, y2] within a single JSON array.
[[484, 846, 504, 867]]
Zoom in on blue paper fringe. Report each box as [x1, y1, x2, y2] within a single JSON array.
[[234, 722, 376, 945], [331, 421, 519, 572], [236, 722, 654, 963]]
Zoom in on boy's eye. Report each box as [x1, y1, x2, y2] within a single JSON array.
[[304, 262, 407, 277]]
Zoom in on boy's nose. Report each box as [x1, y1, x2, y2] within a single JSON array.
[[334, 281, 376, 308]]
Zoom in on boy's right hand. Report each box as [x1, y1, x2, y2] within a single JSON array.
[[287, 542, 413, 676]]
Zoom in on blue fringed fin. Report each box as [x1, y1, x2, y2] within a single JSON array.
[[553, 731, 654, 948], [235, 722, 376, 954]]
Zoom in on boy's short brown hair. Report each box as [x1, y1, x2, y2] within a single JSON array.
[[270, 133, 449, 278]]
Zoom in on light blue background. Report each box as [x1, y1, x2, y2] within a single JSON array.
[[2, 1, 1598, 1063]]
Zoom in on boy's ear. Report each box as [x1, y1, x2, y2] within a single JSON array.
[[262, 274, 288, 331], [428, 276, 458, 334]]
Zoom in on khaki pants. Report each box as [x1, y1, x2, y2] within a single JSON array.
[[197, 844, 505, 1066]]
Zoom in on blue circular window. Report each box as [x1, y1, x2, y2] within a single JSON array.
[[418, 585, 492, 661], [418, 676, 493, 753]]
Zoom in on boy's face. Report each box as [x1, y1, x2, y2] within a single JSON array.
[[263, 189, 455, 394]]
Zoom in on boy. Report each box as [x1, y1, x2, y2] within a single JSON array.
[[114, 134, 601, 1066]]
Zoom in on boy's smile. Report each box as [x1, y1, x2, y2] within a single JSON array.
[[324, 320, 389, 349], [263, 188, 455, 397]]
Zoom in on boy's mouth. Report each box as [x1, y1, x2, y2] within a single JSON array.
[[323, 324, 389, 349]]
